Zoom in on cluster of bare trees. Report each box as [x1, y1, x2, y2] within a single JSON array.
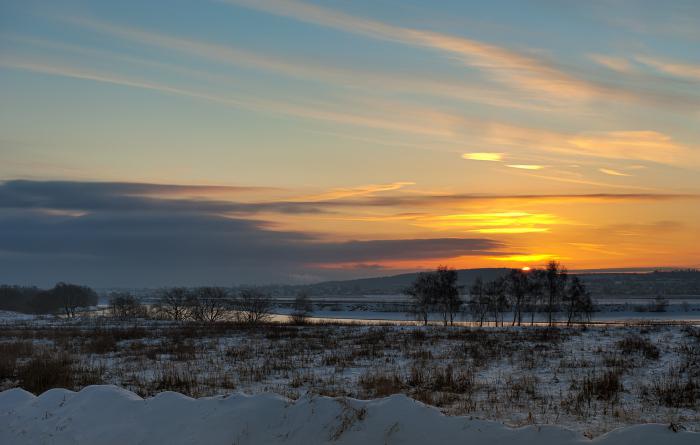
[[108, 292, 147, 319], [468, 261, 594, 327], [406, 262, 594, 327], [0, 283, 100, 317], [107, 287, 277, 326], [108, 288, 315, 326], [405, 266, 462, 326], [231, 289, 275, 325], [153, 287, 275, 325], [49, 283, 99, 318]]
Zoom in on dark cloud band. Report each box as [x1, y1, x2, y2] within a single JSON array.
[[0, 180, 506, 286]]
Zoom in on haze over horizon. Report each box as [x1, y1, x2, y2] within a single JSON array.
[[1, 0, 699, 287]]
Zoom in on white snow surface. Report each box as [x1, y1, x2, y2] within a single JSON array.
[[0, 385, 697, 444]]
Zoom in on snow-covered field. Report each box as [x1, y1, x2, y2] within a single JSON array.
[[1, 312, 699, 441], [1, 385, 698, 444]]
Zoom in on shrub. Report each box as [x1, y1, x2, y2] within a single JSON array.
[[358, 371, 403, 397], [0, 341, 34, 381], [581, 370, 623, 401], [618, 335, 660, 360], [17, 353, 74, 395], [290, 292, 313, 325], [653, 367, 699, 408]]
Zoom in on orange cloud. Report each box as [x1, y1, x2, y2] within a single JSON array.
[[414, 211, 560, 234], [474, 227, 549, 234], [506, 164, 545, 170], [294, 182, 415, 202], [462, 152, 503, 162], [599, 168, 632, 177], [490, 254, 558, 262], [567, 131, 693, 165], [478, 122, 697, 167]]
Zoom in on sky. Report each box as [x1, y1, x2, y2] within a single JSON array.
[[1, 0, 699, 287]]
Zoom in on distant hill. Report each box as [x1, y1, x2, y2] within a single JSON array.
[[577, 269, 700, 298], [304, 268, 511, 295], [248, 268, 700, 297]]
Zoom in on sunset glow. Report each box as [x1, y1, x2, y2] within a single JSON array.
[[1, 0, 699, 286]]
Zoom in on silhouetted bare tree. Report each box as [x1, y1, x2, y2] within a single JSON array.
[[505, 269, 529, 326], [155, 287, 192, 321], [540, 261, 568, 327], [564, 276, 594, 325], [485, 277, 508, 326], [108, 292, 146, 319], [434, 266, 461, 326], [290, 291, 313, 325], [405, 272, 435, 326], [405, 266, 461, 326], [467, 277, 489, 327], [234, 289, 273, 326], [526, 268, 546, 325], [189, 287, 230, 323]]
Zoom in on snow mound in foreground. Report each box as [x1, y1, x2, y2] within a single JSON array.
[[0, 385, 697, 444]]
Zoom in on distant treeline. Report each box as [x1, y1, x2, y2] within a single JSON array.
[[245, 269, 700, 297], [0, 283, 98, 316], [582, 269, 700, 297]]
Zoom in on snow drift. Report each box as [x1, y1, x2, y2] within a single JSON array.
[[0, 385, 697, 444]]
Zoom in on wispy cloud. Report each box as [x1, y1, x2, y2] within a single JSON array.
[[413, 211, 559, 235], [223, 1, 700, 112], [222, 0, 601, 101], [0, 57, 204, 99], [462, 152, 503, 162], [506, 164, 544, 170], [292, 182, 415, 202], [566, 131, 696, 166], [520, 173, 648, 189], [344, 192, 700, 209], [5, 180, 697, 219], [490, 253, 558, 263], [0, 56, 453, 138], [60, 17, 547, 112], [599, 168, 632, 177], [475, 227, 549, 234], [635, 55, 700, 81], [589, 54, 635, 73], [477, 123, 698, 167], [9, 30, 698, 169], [588, 52, 700, 83]]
